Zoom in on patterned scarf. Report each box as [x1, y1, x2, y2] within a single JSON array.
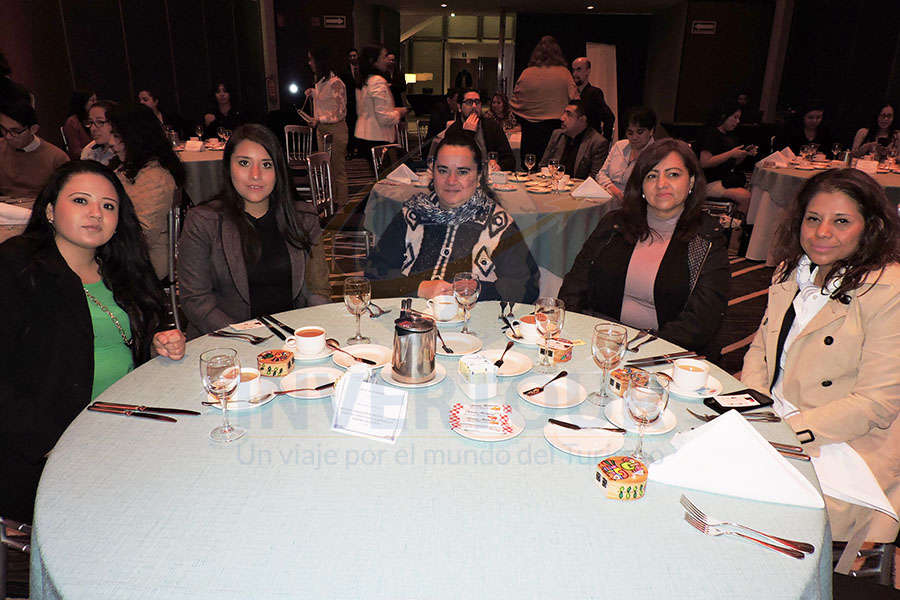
[[403, 188, 492, 226]]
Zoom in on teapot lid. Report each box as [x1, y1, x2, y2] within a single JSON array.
[[395, 315, 434, 332]]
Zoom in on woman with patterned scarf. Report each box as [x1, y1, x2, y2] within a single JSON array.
[[366, 132, 539, 302]]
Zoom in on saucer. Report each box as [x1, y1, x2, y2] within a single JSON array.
[[667, 372, 723, 399], [492, 183, 517, 192], [279, 367, 342, 399], [525, 186, 551, 194], [380, 363, 447, 388], [284, 346, 334, 362], [332, 344, 391, 369], [505, 328, 541, 347], [604, 397, 677, 435], [435, 333, 482, 356], [543, 414, 625, 457], [517, 375, 587, 408], [479, 349, 532, 377]]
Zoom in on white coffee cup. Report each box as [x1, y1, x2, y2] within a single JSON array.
[[234, 368, 262, 401], [516, 314, 541, 342], [427, 295, 458, 321], [286, 326, 326, 355], [490, 170, 508, 185], [672, 358, 710, 391]]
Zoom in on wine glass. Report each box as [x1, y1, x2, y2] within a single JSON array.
[[194, 124, 204, 140], [587, 324, 628, 407], [201, 348, 244, 443], [344, 277, 371, 345], [554, 164, 566, 195], [223, 129, 232, 143], [487, 151, 498, 171], [524, 153, 536, 177], [625, 370, 671, 461], [217, 126, 226, 143], [533, 297, 565, 373], [831, 142, 842, 161], [452, 272, 480, 335]]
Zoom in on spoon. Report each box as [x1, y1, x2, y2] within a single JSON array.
[[500, 316, 522, 339], [435, 328, 454, 354], [494, 340, 514, 367], [201, 382, 336, 406], [326, 338, 377, 365], [523, 370, 568, 396]]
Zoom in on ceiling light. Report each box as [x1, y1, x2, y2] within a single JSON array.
[[288, 83, 299, 94], [450, 11, 456, 17], [587, 5, 595, 8], [440, 3, 447, 6]]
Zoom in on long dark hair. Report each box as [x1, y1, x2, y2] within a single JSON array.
[[107, 104, 185, 187], [309, 47, 334, 83], [490, 92, 511, 120], [620, 138, 706, 244], [430, 131, 497, 203], [24, 161, 168, 363], [707, 99, 742, 128], [864, 103, 897, 143], [527, 36, 567, 67], [357, 45, 386, 89], [68, 90, 94, 122], [774, 168, 900, 298], [215, 124, 313, 266], [209, 82, 236, 109]]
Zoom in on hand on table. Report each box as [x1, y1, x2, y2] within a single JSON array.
[[730, 146, 751, 162], [418, 279, 452, 299], [153, 329, 186, 361]]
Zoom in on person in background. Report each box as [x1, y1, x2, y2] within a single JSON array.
[[80, 99, 118, 166], [138, 88, 186, 140], [736, 90, 763, 124], [0, 100, 68, 197], [0, 160, 185, 523], [539, 99, 609, 180], [571, 57, 615, 141], [696, 100, 754, 215], [384, 51, 406, 109], [61, 90, 95, 159], [425, 88, 461, 153], [851, 103, 899, 157], [107, 104, 185, 280], [0, 50, 33, 107], [784, 101, 833, 158], [595, 106, 657, 202], [741, 168, 900, 553], [306, 47, 349, 208], [340, 48, 361, 159], [178, 124, 330, 338], [429, 89, 515, 172], [559, 138, 729, 354], [203, 82, 244, 139], [366, 132, 539, 302], [354, 45, 408, 171], [485, 92, 517, 132], [510, 35, 579, 162]]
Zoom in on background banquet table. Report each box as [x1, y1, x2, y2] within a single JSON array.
[[178, 149, 225, 205], [746, 165, 900, 264], [0, 196, 33, 243], [365, 179, 615, 296], [31, 301, 830, 599]]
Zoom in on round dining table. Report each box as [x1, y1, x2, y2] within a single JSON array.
[[30, 301, 830, 599], [746, 164, 900, 265], [365, 180, 615, 297], [178, 148, 225, 205]]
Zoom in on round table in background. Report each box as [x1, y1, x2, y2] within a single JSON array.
[[178, 149, 225, 205], [31, 301, 830, 599]]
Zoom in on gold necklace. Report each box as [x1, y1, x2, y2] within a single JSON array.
[[83, 286, 134, 348]]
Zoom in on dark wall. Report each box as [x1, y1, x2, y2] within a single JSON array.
[[779, 0, 900, 145], [675, 0, 774, 123], [1, 0, 266, 147], [514, 13, 651, 127]]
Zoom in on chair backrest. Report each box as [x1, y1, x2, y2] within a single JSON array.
[[371, 144, 403, 181], [416, 120, 429, 160], [395, 122, 409, 152], [320, 132, 333, 155], [166, 188, 184, 331], [59, 126, 69, 154], [284, 125, 313, 166], [307, 151, 335, 221]]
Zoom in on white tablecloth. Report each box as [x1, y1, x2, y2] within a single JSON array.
[[179, 149, 225, 205], [31, 301, 830, 599]]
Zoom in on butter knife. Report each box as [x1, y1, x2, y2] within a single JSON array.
[[88, 405, 177, 422], [257, 315, 287, 341], [626, 350, 698, 366], [263, 314, 295, 336], [548, 418, 625, 433], [93, 401, 200, 415]]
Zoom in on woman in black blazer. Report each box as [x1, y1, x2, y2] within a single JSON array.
[[0, 160, 185, 522]]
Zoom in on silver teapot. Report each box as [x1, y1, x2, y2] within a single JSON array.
[[391, 299, 436, 384]]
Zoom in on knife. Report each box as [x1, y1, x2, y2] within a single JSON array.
[[257, 315, 287, 340], [263, 314, 295, 336], [548, 418, 626, 433], [626, 351, 699, 366], [88, 405, 178, 422], [93, 401, 200, 415]]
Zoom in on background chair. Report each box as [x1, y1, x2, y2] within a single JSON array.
[[395, 122, 409, 153], [285, 125, 313, 195], [1, 516, 31, 599], [164, 188, 187, 331], [307, 151, 335, 224], [371, 143, 403, 181]]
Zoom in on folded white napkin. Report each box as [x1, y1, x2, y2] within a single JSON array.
[[855, 159, 879, 174], [571, 177, 612, 200], [0, 202, 32, 225], [184, 140, 204, 152], [649, 410, 824, 508], [780, 146, 797, 161], [386, 163, 418, 184], [812, 444, 898, 520], [760, 151, 788, 168]]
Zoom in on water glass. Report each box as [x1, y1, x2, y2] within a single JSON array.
[[524, 153, 536, 175], [452, 272, 480, 335], [344, 277, 371, 344], [625, 370, 671, 460], [533, 297, 565, 373], [587, 324, 627, 407], [201, 348, 244, 443]]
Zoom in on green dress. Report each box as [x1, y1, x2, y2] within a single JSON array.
[[84, 281, 134, 399]]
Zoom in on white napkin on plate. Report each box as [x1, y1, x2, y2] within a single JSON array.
[[386, 163, 418, 184], [760, 150, 788, 168], [571, 177, 612, 200], [184, 139, 204, 152], [649, 410, 824, 508], [0, 202, 32, 225]]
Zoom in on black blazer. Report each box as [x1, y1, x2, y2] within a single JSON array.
[[580, 83, 615, 141], [434, 117, 516, 172]]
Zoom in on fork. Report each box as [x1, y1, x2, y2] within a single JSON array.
[[209, 330, 272, 345], [686, 408, 781, 423], [368, 301, 391, 317], [680, 495, 815, 554], [683, 512, 805, 559]]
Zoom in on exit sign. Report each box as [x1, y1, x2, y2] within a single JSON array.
[[691, 20, 717, 35]]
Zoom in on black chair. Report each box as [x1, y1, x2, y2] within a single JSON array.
[[1, 516, 31, 599]]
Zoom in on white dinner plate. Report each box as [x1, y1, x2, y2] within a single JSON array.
[[449, 402, 526, 442], [525, 186, 551, 194], [332, 344, 392, 369], [667, 372, 724, 399], [380, 363, 447, 388], [284, 346, 334, 362], [508, 173, 530, 182], [505, 328, 541, 347], [492, 183, 517, 192], [517, 375, 587, 408], [479, 349, 532, 377], [604, 397, 677, 435], [436, 333, 482, 356], [543, 414, 625, 457], [279, 367, 343, 399]]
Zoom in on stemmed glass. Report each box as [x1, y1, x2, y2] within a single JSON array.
[[831, 142, 842, 161], [625, 370, 671, 461], [223, 129, 232, 144], [344, 277, 371, 345], [547, 158, 560, 184], [487, 151, 498, 171], [553, 164, 566, 194], [524, 153, 536, 178], [452, 272, 480, 335], [194, 124, 204, 140], [533, 297, 565, 374], [201, 348, 245, 443], [587, 324, 628, 406], [217, 126, 226, 143]]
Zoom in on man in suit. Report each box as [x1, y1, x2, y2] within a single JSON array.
[[539, 100, 608, 180], [340, 48, 360, 158], [428, 89, 515, 172], [572, 57, 615, 141], [425, 88, 461, 156]]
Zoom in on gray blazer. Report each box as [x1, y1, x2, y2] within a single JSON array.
[[178, 203, 331, 338], [539, 127, 610, 180]]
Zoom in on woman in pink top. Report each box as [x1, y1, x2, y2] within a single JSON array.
[[510, 36, 578, 162]]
